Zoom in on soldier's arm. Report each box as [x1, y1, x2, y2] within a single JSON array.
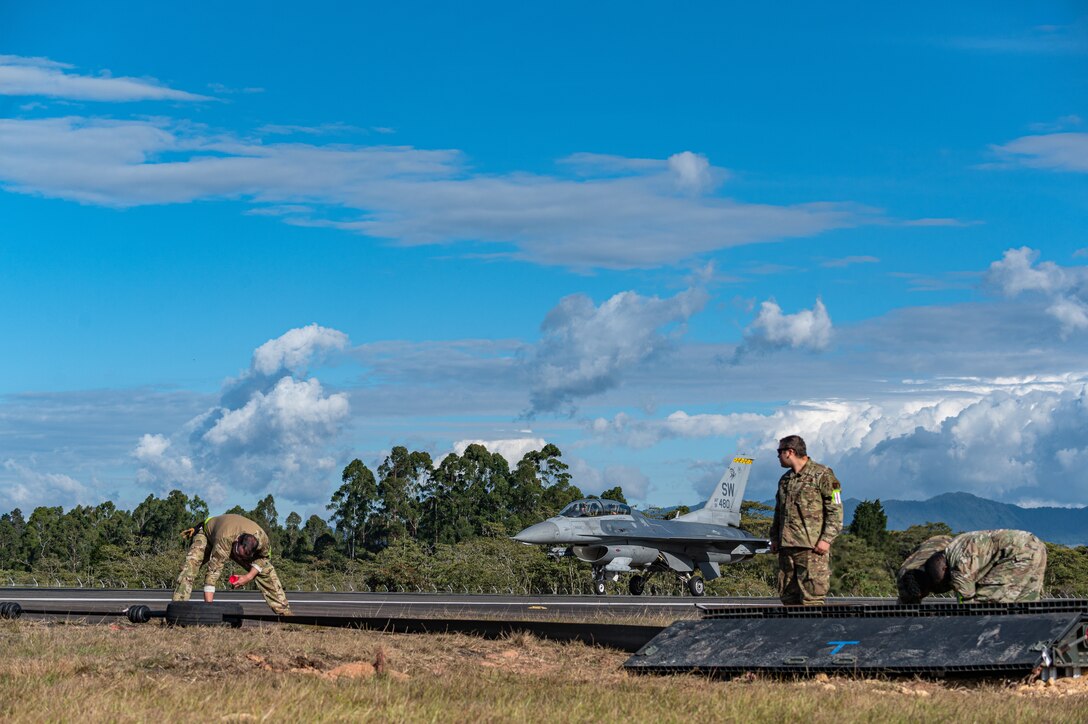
[[950, 570, 977, 602], [768, 484, 783, 549], [947, 546, 980, 602], [248, 554, 272, 574], [817, 470, 844, 546]]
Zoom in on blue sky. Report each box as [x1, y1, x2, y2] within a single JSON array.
[[2, 2, 1088, 519]]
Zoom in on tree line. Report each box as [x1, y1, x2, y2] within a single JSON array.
[[3, 448, 1088, 596], [0, 444, 597, 581]]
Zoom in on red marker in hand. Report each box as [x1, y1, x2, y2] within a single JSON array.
[[229, 575, 240, 585]]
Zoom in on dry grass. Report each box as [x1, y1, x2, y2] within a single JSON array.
[[1, 618, 1086, 723]]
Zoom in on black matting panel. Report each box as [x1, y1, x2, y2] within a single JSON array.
[[625, 613, 1082, 676], [699, 600, 1088, 620]]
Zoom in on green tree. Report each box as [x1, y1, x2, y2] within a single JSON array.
[[24, 506, 64, 568], [425, 445, 515, 542], [509, 444, 577, 529], [283, 511, 303, 559], [535, 444, 581, 515], [328, 459, 378, 559], [599, 486, 627, 504], [299, 514, 333, 559], [375, 447, 432, 546], [132, 491, 202, 553], [849, 499, 889, 548], [0, 509, 27, 570], [740, 501, 774, 537], [248, 494, 283, 550]]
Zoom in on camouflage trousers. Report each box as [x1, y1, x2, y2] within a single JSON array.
[[778, 547, 831, 605], [172, 531, 292, 615], [973, 536, 1048, 603]]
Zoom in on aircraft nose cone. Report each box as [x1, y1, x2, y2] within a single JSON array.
[[513, 521, 560, 544]]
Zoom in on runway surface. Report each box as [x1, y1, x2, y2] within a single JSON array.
[[0, 588, 892, 622]]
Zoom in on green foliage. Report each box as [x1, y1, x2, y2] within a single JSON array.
[[830, 533, 895, 596], [848, 499, 888, 547], [740, 501, 773, 537], [1043, 543, 1088, 595], [328, 459, 378, 559], [599, 486, 627, 504], [7, 441, 1088, 598]]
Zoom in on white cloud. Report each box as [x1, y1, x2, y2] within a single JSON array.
[[667, 151, 717, 192], [738, 298, 832, 355], [526, 286, 707, 414], [451, 437, 547, 463], [0, 55, 210, 102], [133, 325, 352, 504], [251, 324, 349, 376], [133, 433, 199, 491], [590, 373, 1088, 506], [0, 115, 875, 269], [991, 132, 1088, 172], [203, 377, 349, 448], [987, 247, 1088, 336]]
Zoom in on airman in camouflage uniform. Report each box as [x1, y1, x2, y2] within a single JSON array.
[[896, 534, 953, 603], [173, 513, 292, 615], [925, 529, 1047, 604], [768, 435, 843, 605]]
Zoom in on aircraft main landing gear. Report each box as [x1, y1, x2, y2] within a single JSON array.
[[628, 575, 646, 596], [687, 576, 705, 597]]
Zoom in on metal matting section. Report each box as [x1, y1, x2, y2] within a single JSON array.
[[626, 611, 1087, 678], [0, 600, 661, 653], [699, 599, 1088, 619]]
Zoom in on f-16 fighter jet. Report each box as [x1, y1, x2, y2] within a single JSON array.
[[512, 455, 770, 596]]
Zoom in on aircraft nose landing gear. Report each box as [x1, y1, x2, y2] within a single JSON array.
[[592, 566, 607, 595]]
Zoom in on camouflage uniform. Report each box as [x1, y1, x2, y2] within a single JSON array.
[[768, 460, 843, 605], [173, 513, 292, 615], [944, 529, 1047, 603], [896, 534, 952, 603]]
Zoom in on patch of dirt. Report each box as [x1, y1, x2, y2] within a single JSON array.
[[1014, 676, 1088, 698]]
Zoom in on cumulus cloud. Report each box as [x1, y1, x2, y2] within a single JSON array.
[[525, 286, 708, 414], [590, 373, 1088, 506], [987, 247, 1088, 336], [451, 437, 547, 463], [0, 55, 211, 102], [133, 324, 351, 504], [667, 151, 717, 192], [736, 298, 832, 358], [251, 324, 349, 376], [991, 132, 1088, 172], [0, 115, 875, 269]]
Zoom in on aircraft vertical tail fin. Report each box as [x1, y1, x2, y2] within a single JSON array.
[[674, 454, 754, 526]]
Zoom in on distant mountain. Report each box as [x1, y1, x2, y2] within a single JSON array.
[[840, 493, 1088, 546], [751, 492, 1088, 545]]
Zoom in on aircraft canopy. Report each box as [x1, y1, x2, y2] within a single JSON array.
[[558, 499, 631, 518]]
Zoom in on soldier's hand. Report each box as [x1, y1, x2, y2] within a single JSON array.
[[813, 540, 831, 555]]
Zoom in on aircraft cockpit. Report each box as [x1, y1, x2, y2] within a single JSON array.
[[558, 499, 631, 518]]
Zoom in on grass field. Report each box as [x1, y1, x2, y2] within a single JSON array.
[[1, 619, 1086, 723]]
